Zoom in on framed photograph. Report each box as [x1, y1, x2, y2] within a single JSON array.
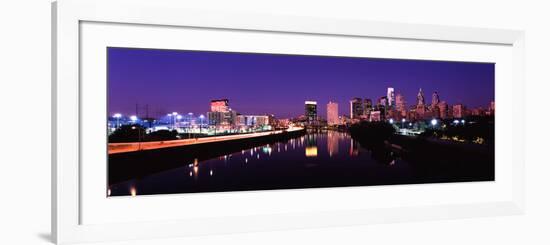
[[52, 0, 525, 244]]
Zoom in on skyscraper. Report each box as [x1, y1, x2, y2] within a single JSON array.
[[453, 104, 465, 118], [305, 101, 318, 125], [327, 101, 339, 126], [387, 87, 395, 108], [417, 88, 425, 106], [207, 99, 236, 126], [431, 91, 440, 107], [210, 99, 230, 112], [377, 96, 388, 109], [438, 101, 448, 119], [395, 93, 406, 116], [363, 98, 373, 115], [415, 88, 427, 117], [350, 98, 364, 119]]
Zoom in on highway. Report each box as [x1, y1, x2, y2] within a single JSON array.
[[108, 127, 304, 154]]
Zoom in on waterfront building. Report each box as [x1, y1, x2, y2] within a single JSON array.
[[350, 97, 364, 119], [210, 99, 230, 112], [452, 104, 466, 118], [208, 99, 236, 126], [207, 110, 237, 126], [305, 101, 318, 125], [327, 101, 339, 126], [236, 115, 270, 127]]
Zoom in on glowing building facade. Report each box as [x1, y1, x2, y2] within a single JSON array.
[[327, 101, 339, 126]]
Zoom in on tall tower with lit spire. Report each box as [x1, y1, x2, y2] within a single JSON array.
[[417, 88, 425, 106], [431, 91, 440, 107]]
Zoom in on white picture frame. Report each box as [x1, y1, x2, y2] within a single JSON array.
[[52, 0, 525, 244]]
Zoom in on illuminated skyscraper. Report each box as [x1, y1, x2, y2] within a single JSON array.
[[210, 99, 229, 112], [377, 96, 388, 109], [417, 88, 425, 106], [208, 99, 236, 126], [387, 87, 395, 108], [350, 98, 364, 119], [416, 88, 427, 117], [438, 101, 448, 119], [305, 101, 318, 125], [453, 104, 466, 118], [363, 99, 373, 116], [431, 91, 440, 107], [327, 101, 339, 126], [395, 93, 406, 116]]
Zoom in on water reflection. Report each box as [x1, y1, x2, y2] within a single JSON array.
[[305, 146, 318, 157], [349, 138, 359, 156], [109, 130, 409, 196], [130, 186, 137, 196]]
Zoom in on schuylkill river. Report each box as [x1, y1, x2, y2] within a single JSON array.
[[108, 130, 491, 197]]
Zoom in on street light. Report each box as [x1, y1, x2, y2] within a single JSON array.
[[199, 114, 205, 134], [431, 118, 437, 128], [389, 118, 394, 124], [401, 118, 406, 128], [130, 115, 138, 122], [461, 119, 466, 124]]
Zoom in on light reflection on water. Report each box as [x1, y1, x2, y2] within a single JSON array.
[[109, 130, 411, 196]]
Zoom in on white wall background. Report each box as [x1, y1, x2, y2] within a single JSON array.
[[0, 0, 548, 244]]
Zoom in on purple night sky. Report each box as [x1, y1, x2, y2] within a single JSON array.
[[108, 47, 494, 119]]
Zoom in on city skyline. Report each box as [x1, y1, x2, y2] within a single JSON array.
[[108, 47, 494, 119]]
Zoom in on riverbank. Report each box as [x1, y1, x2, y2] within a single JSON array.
[[349, 123, 494, 182], [109, 127, 306, 183]]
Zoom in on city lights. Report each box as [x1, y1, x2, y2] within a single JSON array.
[[431, 118, 438, 127], [106, 47, 495, 197]]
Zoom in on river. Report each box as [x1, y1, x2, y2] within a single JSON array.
[[108, 130, 432, 196]]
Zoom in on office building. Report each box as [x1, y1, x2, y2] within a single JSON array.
[[453, 104, 466, 118], [387, 87, 395, 108], [350, 97, 363, 119], [327, 101, 339, 126], [305, 101, 318, 125]]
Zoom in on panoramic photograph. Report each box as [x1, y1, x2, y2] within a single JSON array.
[[107, 47, 495, 197]]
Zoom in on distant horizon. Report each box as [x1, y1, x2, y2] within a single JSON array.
[[108, 47, 495, 119]]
